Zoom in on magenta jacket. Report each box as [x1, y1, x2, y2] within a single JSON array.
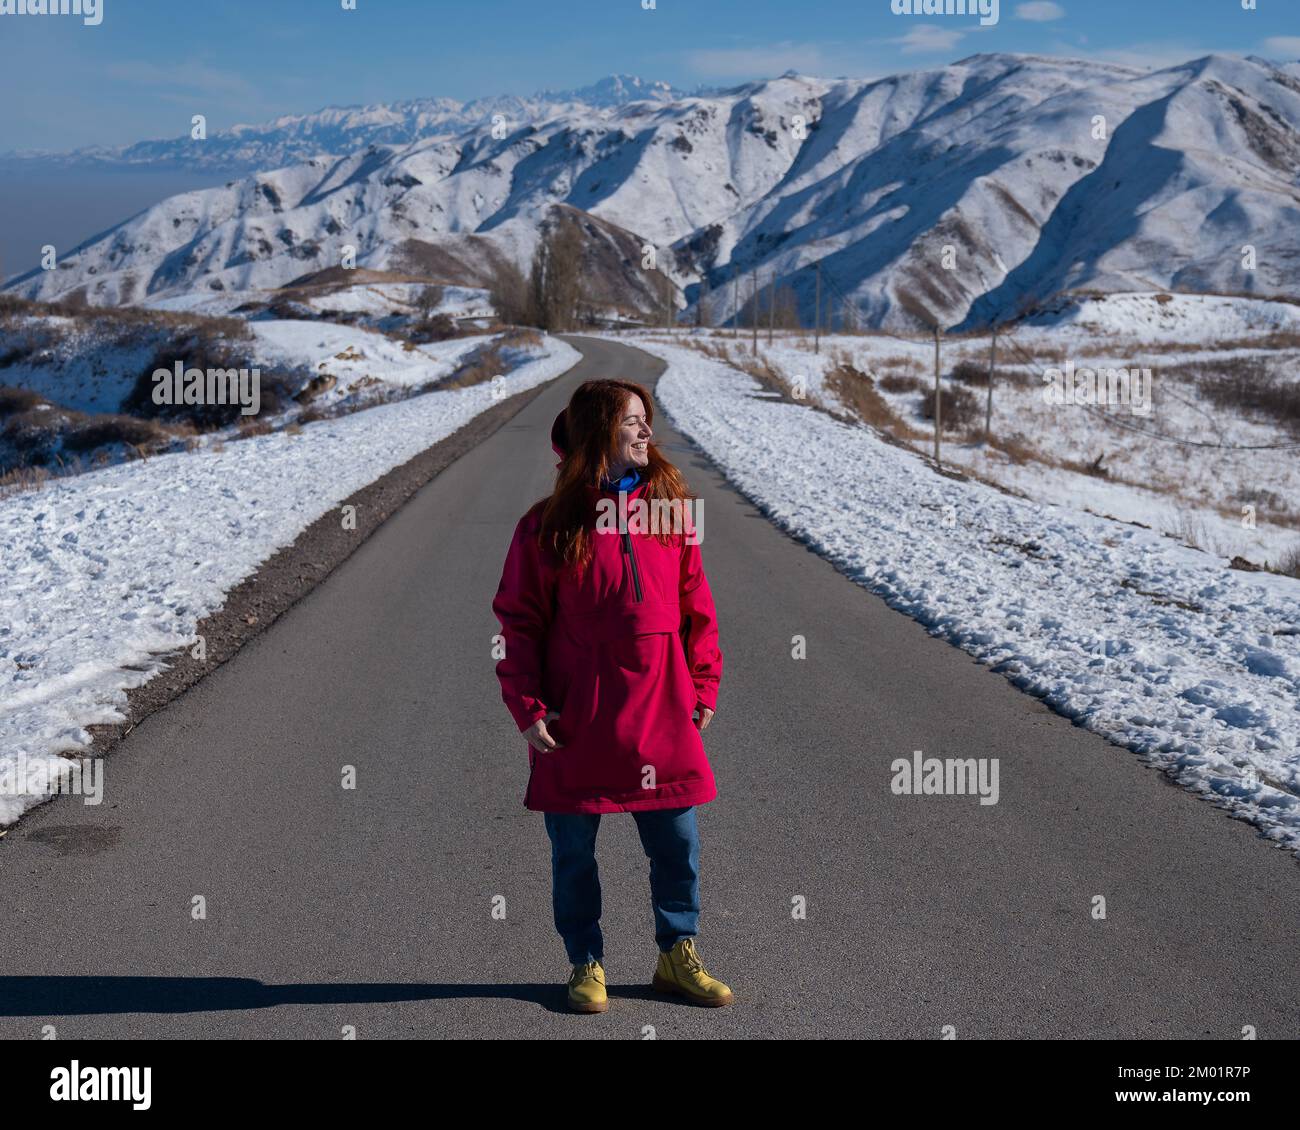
[[491, 410, 722, 813]]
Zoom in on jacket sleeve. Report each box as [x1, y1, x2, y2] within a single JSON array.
[[679, 533, 722, 712], [492, 513, 556, 732]]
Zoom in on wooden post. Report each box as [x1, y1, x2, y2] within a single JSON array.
[[933, 325, 942, 468], [984, 327, 997, 445], [751, 271, 759, 353], [814, 262, 821, 356], [768, 270, 775, 345], [732, 266, 738, 339]]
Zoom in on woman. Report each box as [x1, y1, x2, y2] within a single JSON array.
[[491, 378, 732, 1013]]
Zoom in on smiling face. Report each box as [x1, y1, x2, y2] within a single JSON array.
[[609, 393, 652, 478]]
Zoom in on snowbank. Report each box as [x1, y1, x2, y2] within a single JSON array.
[[635, 338, 1300, 855], [0, 338, 580, 824]]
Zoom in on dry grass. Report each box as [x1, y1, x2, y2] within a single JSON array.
[[1185, 355, 1300, 434], [919, 384, 981, 431], [62, 416, 168, 454], [0, 463, 55, 498], [824, 363, 923, 439], [1268, 542, 1300, 578]]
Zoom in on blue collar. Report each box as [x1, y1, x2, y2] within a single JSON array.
[[600, 467, 642, 492]]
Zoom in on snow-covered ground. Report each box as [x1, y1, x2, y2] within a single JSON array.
[[147, 281, 492, 324], [640, 293, 1300, 569], [627, 335, 1300, 856], [249, 320, 490, 392], [0, 337, 579, 824], [2, 314, 495, 419]]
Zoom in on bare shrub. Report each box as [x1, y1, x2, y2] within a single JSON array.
[[0, 463, 53, 498], [988, 432, 1040, 465], [409, 312, 458, 343], [825, 364, 915, 436], [63, 416, 167, 454], [0, 386, 43, 415], [879, 373, 922, 394], [1193, 356, 1300, 434], [502, 327, 543, 350], [1268, 542, 1300, 579], [919, 384, 981, 431], [949, 359, 989, 386]]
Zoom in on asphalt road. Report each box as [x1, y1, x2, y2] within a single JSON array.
[[2, 334, 1298, 1040]]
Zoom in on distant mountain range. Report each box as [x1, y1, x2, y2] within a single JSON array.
[[2, 75, 691, 172], [7, 55, 1299, 329]]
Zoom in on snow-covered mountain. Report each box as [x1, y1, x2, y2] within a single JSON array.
[[4, 75, 689, 173], [7, 55, 1300, 329]]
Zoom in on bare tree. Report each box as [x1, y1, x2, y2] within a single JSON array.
[[528, 219, 585, 331], [696, 275, 711, 327], [489, 259, 532, 326], [773, 285, 800, 329], [415, 284, 444, 320]]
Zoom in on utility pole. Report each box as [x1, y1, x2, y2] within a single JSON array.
[[732, 266, 739, 339], [933, 325, 942, 469], [984, 326, 997, 445], [814, 262, 822, 355], [751, 270, 759, 353], [759, 269, 769, 343]]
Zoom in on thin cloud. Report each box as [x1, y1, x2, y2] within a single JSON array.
[[1261, 36, 1300, 58], [101, 60, 259, 101], [894, 25, 967, 55], [1016, 2, 1066, 20]]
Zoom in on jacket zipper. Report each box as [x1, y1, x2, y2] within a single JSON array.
[[622, 529, 644, 602]]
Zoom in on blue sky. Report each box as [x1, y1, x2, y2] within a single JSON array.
[[1, 0, 1297, 151]]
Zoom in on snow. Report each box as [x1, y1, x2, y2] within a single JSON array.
[[658, 294, 1300, 569], [249, 320, 490, 391], [11, 53, 1298, 324], [0, 337, 580, 825], [146, 282, 493, 323], [1029, 292, 1300, 340], [629, 336, 1300, 856]]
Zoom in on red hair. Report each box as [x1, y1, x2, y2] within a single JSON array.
[[539, 379, 695, 568]]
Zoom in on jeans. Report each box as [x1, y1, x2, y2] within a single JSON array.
[[543, 806, 701, 965]]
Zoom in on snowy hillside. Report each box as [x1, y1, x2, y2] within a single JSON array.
[[638, 291, 1300, 570], [0, 296, 543, 475], [630, 334, 1300, 857], [7, 54, 1298, 328]]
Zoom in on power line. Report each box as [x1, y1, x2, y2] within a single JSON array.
[[995, 328, 1300, 452], [755, 257, 1300, 451]]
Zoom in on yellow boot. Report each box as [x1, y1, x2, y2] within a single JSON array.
[[652, 938, 733, 1007], [567, 960, 608, 1013]]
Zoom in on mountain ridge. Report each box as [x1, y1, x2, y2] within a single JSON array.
[[7, 53, 1299, 330]]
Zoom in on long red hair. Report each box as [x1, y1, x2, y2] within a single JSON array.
[[538, 379, 695, 568]]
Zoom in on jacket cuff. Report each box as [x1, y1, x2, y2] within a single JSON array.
[[694, 687, 718, 713], [513, 706, 548, 732]]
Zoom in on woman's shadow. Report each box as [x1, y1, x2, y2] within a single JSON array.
[[0, 976, 665, 1017]]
